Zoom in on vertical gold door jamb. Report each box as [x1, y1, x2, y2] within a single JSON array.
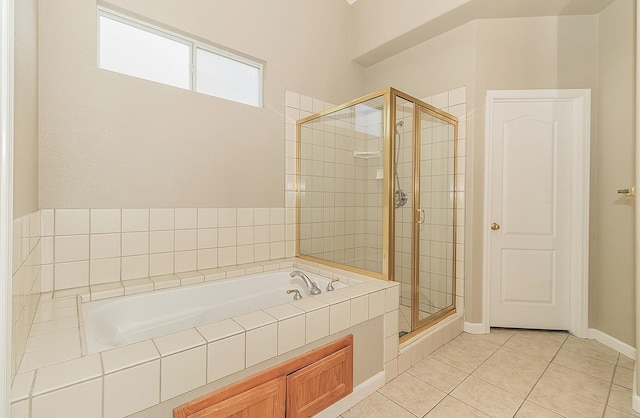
[[412, 106, 422, 331], [383, 91, 395, 281]]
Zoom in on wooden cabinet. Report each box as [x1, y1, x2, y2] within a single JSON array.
[[174, 336, 353, 418]]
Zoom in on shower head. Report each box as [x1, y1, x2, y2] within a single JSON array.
[[396, 121, 404, 128]]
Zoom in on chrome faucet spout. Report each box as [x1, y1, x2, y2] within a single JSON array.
[[290, 270, 322, 295]]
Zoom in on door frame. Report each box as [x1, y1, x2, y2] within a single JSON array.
[[0, 0, 13, 414], [482, 89, 591, 337]]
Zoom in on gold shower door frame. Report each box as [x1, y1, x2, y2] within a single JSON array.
[[295, 88, 458, 340]]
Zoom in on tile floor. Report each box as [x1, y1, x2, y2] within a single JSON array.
[[341, 328, 637, 418]]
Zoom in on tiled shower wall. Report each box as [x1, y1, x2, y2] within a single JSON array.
[[40, 208, 296, 291], [12, 210, 42, 378]]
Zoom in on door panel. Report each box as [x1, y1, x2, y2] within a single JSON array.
[[489, 100, 572, 329]]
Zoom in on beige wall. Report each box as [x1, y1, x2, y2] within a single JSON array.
[[38, 0, 365, 209], [593, 0, 635, 345], [366, 11, 636, 345], [14, 0, 38, 219]]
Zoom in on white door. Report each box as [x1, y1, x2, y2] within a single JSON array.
[[486, 91, 590, 330]]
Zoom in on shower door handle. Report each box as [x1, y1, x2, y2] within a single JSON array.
[[416, 209, 426, 224]]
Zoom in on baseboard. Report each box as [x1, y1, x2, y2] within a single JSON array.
[[313, 371, 385, 418], [587, 328, 636, 359], [634, 369, 640, 413], [464, 322, 488, 334]]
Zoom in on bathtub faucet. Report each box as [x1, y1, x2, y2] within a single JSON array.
[[290, 271, 322, 295]]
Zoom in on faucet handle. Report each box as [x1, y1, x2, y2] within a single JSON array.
[[287, 289, 302, 300], [326, 278, 340, 292]]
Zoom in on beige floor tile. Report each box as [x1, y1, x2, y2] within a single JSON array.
[[449, 333, 503, 354], [472, 346, 548, 398], [467, 328, 517, 346], [342, 392, 415, 418], [451, 375, 524, 418], [527, 377, 606, 418], [613, 366, 634, 390], [618, 354, 635, 370], [605, 406, 640, 418], [537, 363, 611, 404], [553, 348, 616, 382], [562, 335, 620, 364], [425, 396, 490, 418], [431, 338, 498, 373], [608, 384, 640, 417], [378, 373, 446, 417], [407, 357, 468, 393], [503, 331, 565, 361], [515, 401, 563, 417]]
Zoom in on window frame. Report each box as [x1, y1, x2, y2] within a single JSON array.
[[97, 7, 264, 107]]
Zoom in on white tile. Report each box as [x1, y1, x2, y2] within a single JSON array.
[[448, 86, 467, 106], [264, 303, 305, 320], [149, 208, 174, 231], [306, 307, 329, 344], [197, 228, 217, 249], [32, 354, 102, 396], [385, 285, 400, 313], [233, 311, 276, 330], [149, 252, 173, 276], [104, 360, 160, 418], [175, 250, 196, 273], [90, 257, 121, 284], [32, 378, 102, 418], [11, 371, 34, 401], [161, 346, 206, 401], [54, 261, 89, 289], [200, 268, 226, 282], [197, 248, 218, 269], [197, 319, 244, 342], [291, 297, 328, 312], [90, 209, 121, 234], [55, 209, 89, 235], [254, 225, 270, 244], [330, 301, 350, 334], [90, 233, 121, 259], [254, 243, 270, 262], [278, 315, 305, 355], [10, 400, 28, 418], [237, 226, 254, 245], [246, 324, 277, 367], [41, 264, 54, 292], [28, 316, 78, 337], [41, 209, 54, 236], [121, 255, 148, 280], [149, 230, 174, 253], [384, 335, 399, 363], [197, 208, 217, 228], [175, 229, 197, 251], [150, 273, 180, 290], [218, 227, 236, 247], [384, 310, 399, 338], [300, 95, 312, 112], [431, 92, 449, 108], [217, 247, 236, 267], [411, 341, 422, 365], [236, 245, 254, 264], [175, 208, 197, 229], [270, 208, 285, 224], [54, 235, 89, 263], [255, 208, 270, 226], [351, 295, 369, 326], [237, 208, 254, 227], [101, 340, 159, 373], [384, 358, 399, 383], [122, 232, 149, 256], [218, 208, 236, 227], [90, 282, 124, 300], [123, 278, 153, 295], [398, 347, 411, 374], [41, 237, 53, 264], [285, 90, 299, 108], [422, 333, 435, 357], [208, 333, 245, 382], [122, 209, 149, 232], [18, 341, 81, 372]]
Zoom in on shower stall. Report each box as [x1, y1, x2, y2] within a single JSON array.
[[296, 88, 458, 340]]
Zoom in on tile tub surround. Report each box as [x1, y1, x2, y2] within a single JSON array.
[[39, 207, 296, 292], [10, 259, 401, 418]]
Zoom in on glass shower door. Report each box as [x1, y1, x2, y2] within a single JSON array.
[[414, 106, 457, 328]]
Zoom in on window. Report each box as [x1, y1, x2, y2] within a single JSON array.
[[98, 8, 263, 107]]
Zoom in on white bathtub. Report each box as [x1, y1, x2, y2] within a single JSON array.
[[82, 269, 346, 354]]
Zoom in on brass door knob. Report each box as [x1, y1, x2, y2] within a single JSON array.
[[491, 223, 501, 230]]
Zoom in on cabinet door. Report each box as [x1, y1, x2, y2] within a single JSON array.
[[182, 376, 285, 418], [286, 345, 353, 418]]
